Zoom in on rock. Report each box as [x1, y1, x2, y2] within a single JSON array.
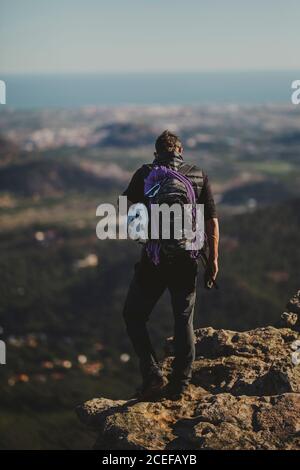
[[77, 388, 300, 450], [76, 398, 127, 428], [77, 294, 300, 450], [280, 312, 298, 328], [286, 290, 300, 315], [174, 393, 300, 450], [78, 386, 207, 450], [164, 326, 300, 396], [275, 290, 300, 330]]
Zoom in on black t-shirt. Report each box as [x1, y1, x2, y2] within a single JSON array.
[[122, 165, 217, 220]]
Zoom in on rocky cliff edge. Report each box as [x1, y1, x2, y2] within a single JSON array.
[[76, 291, 300, 450]]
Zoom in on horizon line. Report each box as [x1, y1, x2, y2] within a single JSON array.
[[1, 68, 300, 77]]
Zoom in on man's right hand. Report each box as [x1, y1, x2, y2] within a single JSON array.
[[208, 257, 219, 281], [205, 217, 219, 288], [204, 257, 219, 289]]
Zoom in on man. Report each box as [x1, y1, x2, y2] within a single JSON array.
[[122, 130, 219, 400]]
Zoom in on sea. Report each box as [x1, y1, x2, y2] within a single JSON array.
[[0, 70, 298, 109]]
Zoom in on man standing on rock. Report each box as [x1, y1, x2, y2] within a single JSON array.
[[122, 130, 219, 400]]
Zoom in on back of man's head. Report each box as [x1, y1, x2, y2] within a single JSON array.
[[155, 130, 182, 155]]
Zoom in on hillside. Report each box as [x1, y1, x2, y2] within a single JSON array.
[[0, 158, 123, 197], [0, 135, 19, 166], [96, 122, 157, 147], [221, 179, 292, 206]]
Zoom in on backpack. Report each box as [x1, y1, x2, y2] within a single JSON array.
[[143, 162, 202, 264]]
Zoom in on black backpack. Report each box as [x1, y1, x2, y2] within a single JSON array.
[[144, 163, 203, 259]]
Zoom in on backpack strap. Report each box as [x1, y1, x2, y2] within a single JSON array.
[[141, 163, 154, 179], [178, 163, 195, 176], [178, 163, 204, 199]]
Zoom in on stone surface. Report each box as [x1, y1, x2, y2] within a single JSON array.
[[164, 326, 300, 396], [280, 312, 298, 328], [286, 290, 300, 315], [76, 292, 300, 450], [77, 388, 300, 450]]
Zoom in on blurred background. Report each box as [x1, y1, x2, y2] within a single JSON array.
[[0, 0, 299, 449]]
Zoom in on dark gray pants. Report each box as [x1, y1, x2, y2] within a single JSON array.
[[123, 251, 198, 386]]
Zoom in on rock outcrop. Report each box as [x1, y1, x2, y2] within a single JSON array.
[[281, 290, 300, 330], [76, 293, 300, 450]]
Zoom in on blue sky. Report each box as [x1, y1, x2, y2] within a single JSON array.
[[0, 0, 299, 74]]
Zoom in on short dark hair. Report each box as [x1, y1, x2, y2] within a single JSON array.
[[155, 130, 182, 154]]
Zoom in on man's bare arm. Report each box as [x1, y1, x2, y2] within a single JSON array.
[[205, 217, 219, 280]]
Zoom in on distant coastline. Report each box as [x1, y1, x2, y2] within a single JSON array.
[[1, 70, 298, 109]]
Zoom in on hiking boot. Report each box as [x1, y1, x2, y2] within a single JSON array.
[[132, 372, 166, 400], [163, 382, 189, 401]]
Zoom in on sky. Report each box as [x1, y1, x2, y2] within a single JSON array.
[[0, 0, 299, 74]]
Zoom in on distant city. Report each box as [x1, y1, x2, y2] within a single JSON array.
[[1, 103, 300, 213]]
